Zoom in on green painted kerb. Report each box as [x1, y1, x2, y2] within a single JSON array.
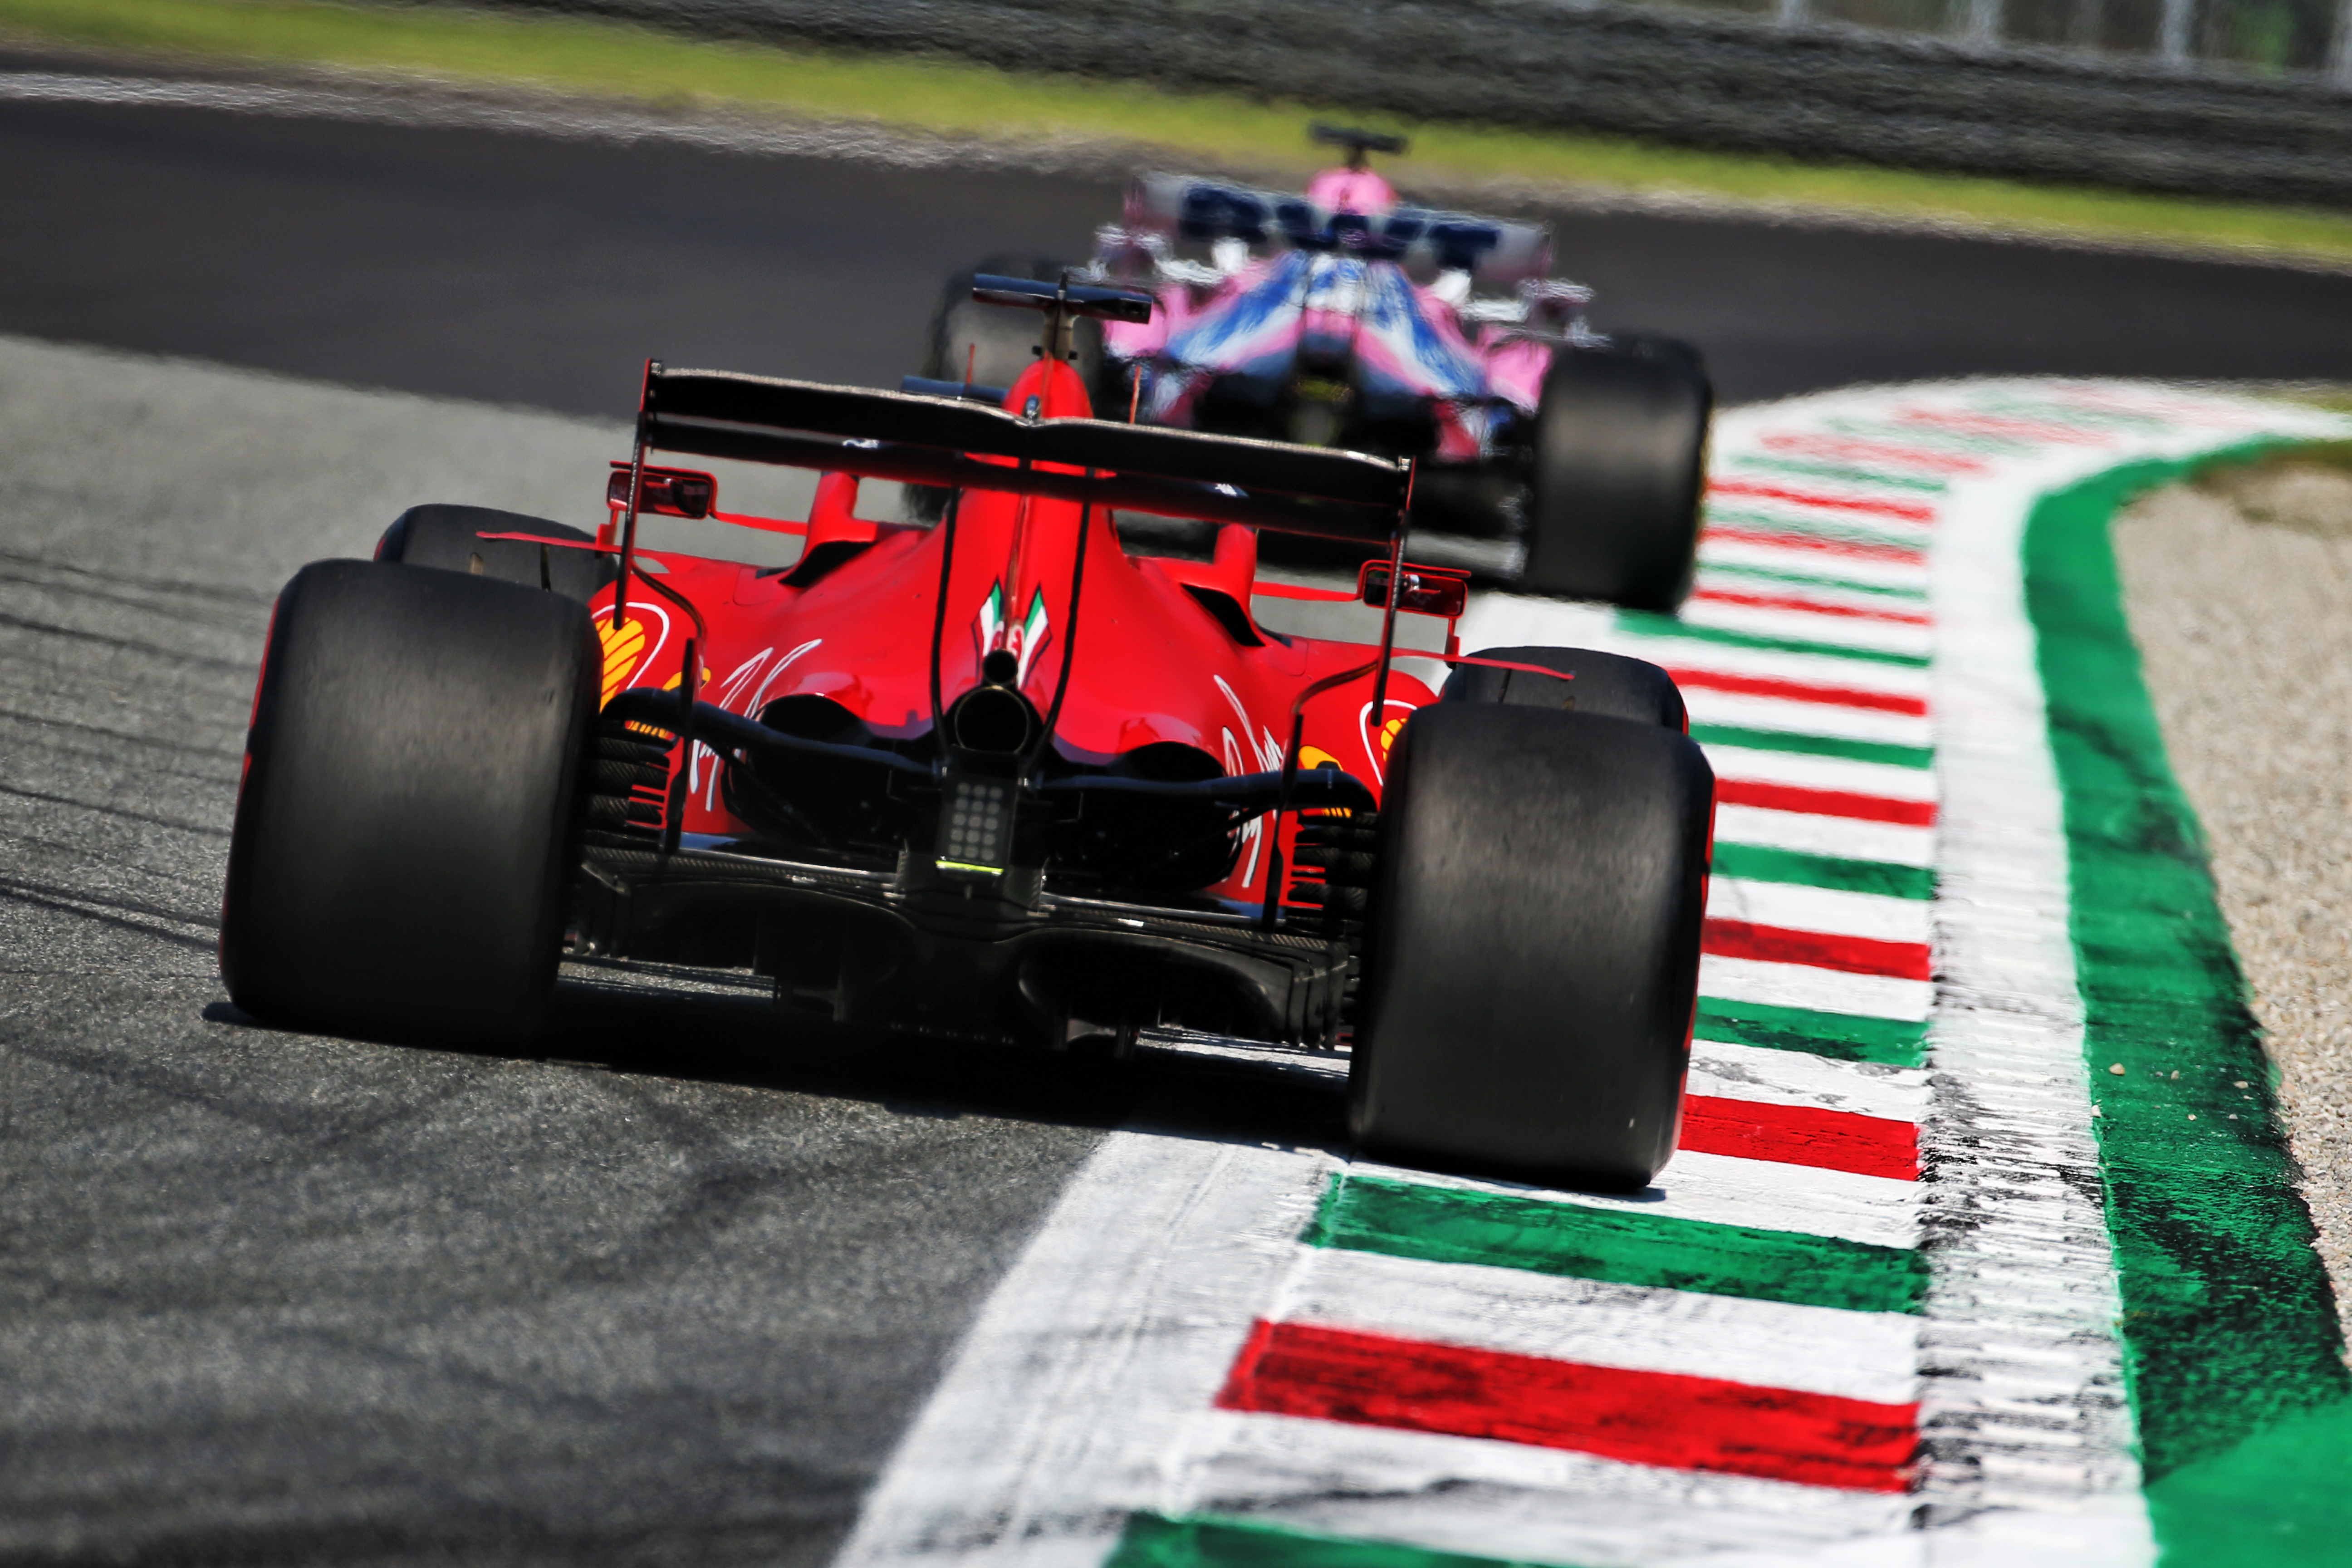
[[1305, 1174, 1927, 1314], [1686, 725, 1933, 771], [2024, 448, 2352, 1563], [1711, 843, 1936, 902], [1106, 1512, 1571, 1568], [1695, 996, 1927, 1067]]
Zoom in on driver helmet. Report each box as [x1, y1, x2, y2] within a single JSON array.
[[1306, 167, 1398, 218]]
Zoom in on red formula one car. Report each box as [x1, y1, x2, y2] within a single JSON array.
[[918, 126, 1712, 611], [220, 279, 1713, 1187]]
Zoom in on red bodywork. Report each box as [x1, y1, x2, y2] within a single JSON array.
[[586, 356, 1443, 914]]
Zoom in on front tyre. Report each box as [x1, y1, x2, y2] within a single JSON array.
[[220, 560, 598, 1043], [1349, 703, 1714, 1189], [1521, 336, 1711, 612]]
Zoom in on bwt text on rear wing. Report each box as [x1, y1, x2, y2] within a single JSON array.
[[630, 363, 1414, 545]]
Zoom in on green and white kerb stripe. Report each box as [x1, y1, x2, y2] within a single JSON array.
[[833, 381, 2352, 1568]]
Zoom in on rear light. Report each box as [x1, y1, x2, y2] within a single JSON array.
[[937, 774, 1016, 877], [607, 464, 716, 519], [1358, 561, 1470, 619]]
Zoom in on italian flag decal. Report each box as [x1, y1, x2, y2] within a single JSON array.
[[838, 382, 2352, 1568]]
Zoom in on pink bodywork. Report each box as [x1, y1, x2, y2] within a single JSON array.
[[1102, 163, 1573, 466], [1304, 167, 1399, 216]]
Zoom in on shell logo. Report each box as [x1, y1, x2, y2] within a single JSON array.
[[598, 615, 650, 705], [1377, 715, 1405, 760], [1298, 745, 1343, 772]]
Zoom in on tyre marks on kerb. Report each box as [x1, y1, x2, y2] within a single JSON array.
[[835, 382, 2352, 1568]]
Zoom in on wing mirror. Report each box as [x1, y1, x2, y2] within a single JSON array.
[[1358, 561, 1470, 619]]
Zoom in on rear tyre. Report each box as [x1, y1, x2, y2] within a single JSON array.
[[1349, 703, 1713, 1189], [376, 504, 614, 604], [220, 560, 599, 1043], [1442, 645, 1686, 730], [1521, 336, 1711, 612]]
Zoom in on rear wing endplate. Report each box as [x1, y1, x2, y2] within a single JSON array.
[[637, 363, 1412, 544]]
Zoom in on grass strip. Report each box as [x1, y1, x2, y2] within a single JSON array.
[[1305, 1174, 1927, 1314], [1695, 995, 1928, 1066], [1108, 1514, 1555, 1568], [1712, 842, 1934, 901], [2026, 446, 2352, 1561], [10, 0, 2352, 266]]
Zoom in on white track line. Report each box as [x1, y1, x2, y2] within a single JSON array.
[[1700, 955, 1932, 1021], [1679, 691, 1935, 749], [832, 1135, 1329, 1568], [1711, 804, 1937, 866], [1676, 600, 1936, 657], [1708, 878, 1932, 944], [1695, 538, 1932, 594], [1693, 570, 1931, 615], [1913, 452, 2151, 1537], [1594, 635, 1937, 701], [1688, 1040, 1932, 1122], [1701, 745, 1939, 800]]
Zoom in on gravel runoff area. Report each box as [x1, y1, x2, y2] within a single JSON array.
[[2115, 451, 2352, 1321]]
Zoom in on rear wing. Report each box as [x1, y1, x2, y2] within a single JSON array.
[[636, 363, 1412, 544], [1127, 172, 1551, 285]]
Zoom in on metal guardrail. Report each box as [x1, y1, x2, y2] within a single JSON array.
[[467, 0, 2352, 206]]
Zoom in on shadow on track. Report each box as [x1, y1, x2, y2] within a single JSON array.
[[202, 969, 1355, 1162]]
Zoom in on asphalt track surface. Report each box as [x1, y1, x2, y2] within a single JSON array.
[[7, 64, 2352, 414], [0, 330, 1375, 1565], [3, 64, 2352, 1568]]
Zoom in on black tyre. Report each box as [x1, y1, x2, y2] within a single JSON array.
[[376, 504, 614, 604], [1349, 703, 1713, 1189], [220, 560, 599, 1042], [1521, 335, 1711, 612], [1442, 645, 1686, 730]]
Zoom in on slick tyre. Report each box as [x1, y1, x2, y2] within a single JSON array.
[[1522, 336, 1711, 613], [1349, 704, 1713, 1189], [375, 504, 614, 604], [1442, 645, 1686, 730], [220, 560, 599, 1043]]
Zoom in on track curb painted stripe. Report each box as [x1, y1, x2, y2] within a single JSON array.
[[832, 382, 2352, 1568]]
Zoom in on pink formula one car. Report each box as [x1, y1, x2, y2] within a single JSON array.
[[915, 127, 1712, 611]]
